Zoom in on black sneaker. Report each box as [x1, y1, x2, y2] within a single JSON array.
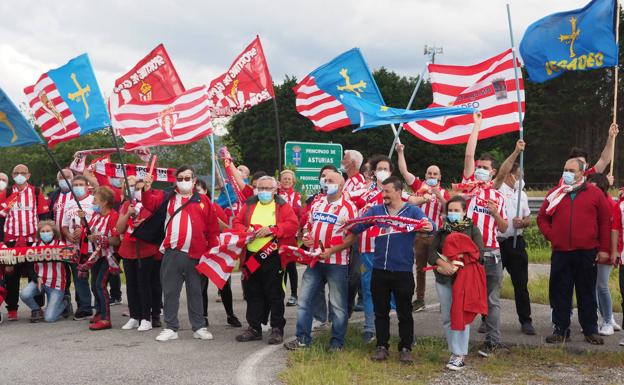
[[110, 298, 122, 306], [151, 317, 162, 328], [412, 299, 425, 313], [446, 354, 465, 371], [478, 342, 510, 357], [30, 309, 44, 323], [370, 346, 389, 361], [478, 321, 487, 334], [284, 339, 308, 350], [73, 309, 93, 321], [268, 328, 284, 345], [584, 334, 605, 345], [286, 296, 298, 307], [521, 322, 536, 335], [236, 327, 262, 342], [227, 315, 242, 328], [545, 333, 570, 344]]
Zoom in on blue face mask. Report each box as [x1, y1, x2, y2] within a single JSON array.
[[40, 231, 54, 243], [425, 178, 438, 187], [258, 191, 273, 204], [59, 179, 71, 191], [92, 203, 101, 214], [562, 171, 576, 185], [326, 183, 339, 196], [73, 186, 86, 198], [474, 168, 491, 182], [110, 178, 122, 188], [447, 212, 463, 223]]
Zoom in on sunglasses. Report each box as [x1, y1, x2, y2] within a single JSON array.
[[176, 176, 193, 182]]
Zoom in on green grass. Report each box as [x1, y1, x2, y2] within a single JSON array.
[[527, 247, 551, 264], [501, 270, 623, 313], [280, 326, 624, 385]]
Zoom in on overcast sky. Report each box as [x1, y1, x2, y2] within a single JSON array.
[[0, 0, 589, 106]]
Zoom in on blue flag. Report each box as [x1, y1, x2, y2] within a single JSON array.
[[310, 48, 385, 125], [340, 94, 476, 132], [0, 88, 43, 147], [519, 0, 618, 83], [24, 53, 111, 147]]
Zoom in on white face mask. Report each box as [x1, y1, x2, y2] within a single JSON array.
[[177, 180, 194, 193], [13, 174, 27, 185], [513, 178, 525, 191], [474, 168, 491, 182], [0, 181, 7, 191], [375, 170, 391, 183]]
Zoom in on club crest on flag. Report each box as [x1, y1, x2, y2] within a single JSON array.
[[337, 68, 367, 96], [0, 88, 44, 147], [157, 105, 178, 138]]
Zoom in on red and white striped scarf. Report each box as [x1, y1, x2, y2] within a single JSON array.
[[452, 180, 494, 198], [545, 180, 585, 216], [340, 215, 429, 234], [196, 232, 254, 289], [279, 245, 322, 268]]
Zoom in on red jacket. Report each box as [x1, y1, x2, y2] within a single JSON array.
[[232, 195, 298, 248], [141, 189, 219, 259], [537, 183, 611, 253], [443, 232, 488, 331]]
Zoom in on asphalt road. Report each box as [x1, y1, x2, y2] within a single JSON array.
[[1, 264, 623, 385]]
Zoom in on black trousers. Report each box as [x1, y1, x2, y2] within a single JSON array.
[[151, 259, 162, 320], [549, 249, 598, 336], [371, 268, 414, 351], [108, 262, 122, 301], [500, 236, 532, 324], [241, 251, 285, 332], [201, 276, 235, 317], [620, 265, 624, 325], [284, 262, 298, 297], [4, 241, 42, 311], [123, 257, 155, 321]]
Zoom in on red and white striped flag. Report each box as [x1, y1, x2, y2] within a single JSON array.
[[293, 75, 351, 132], [404, 49, 524, 144], [114, 86, 213, 149], [195, 232, 253, 289]]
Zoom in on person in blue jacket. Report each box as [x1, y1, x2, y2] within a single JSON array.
[[324, 176, 434, 364]]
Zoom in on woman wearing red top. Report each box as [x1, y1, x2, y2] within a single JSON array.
[[278, 170, 301, 307], [116, 177, 161, 331], [79, 186, 120, 331]]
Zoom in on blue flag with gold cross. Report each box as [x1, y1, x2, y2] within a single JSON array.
[[520, 0, 619, 83], [24, 53, 111, 147], [0, 88, 43, 147], [293, 48, 385, 131]]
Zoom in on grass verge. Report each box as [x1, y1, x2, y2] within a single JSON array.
[[501, 270, 623, 313], [280, 326, 624, 385]]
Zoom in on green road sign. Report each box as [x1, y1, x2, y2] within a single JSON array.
[[284, 141, 342, 170], [295, 169, 324, 197]]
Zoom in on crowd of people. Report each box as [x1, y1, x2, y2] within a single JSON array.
[[1, 112, 623, 371]]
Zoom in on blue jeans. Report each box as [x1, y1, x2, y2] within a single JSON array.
[[20, 281, 65, 322], [596, 264, 613, 323], [360, 252, 375, 333], [436, 281, 470, 356], [313, 281, 335, 323], [296, 263, 348, 348], [90, 259, 110, 320], [70, 264, 92, 312]]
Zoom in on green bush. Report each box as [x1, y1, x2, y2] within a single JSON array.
[[523, 222, 550, 250]]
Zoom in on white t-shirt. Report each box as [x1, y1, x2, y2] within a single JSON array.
[[61, 194, 95, 245], [497, 182, 530, 239]]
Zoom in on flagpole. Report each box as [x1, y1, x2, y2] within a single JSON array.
[[209, 134, 216, 203], [388, 65, 428, 158], [610, 0, 621, 177], [507, 3, 525, 248], [272, 97, 283, 172], [205, 136, 235, 211], [107, 126, 134, 203]]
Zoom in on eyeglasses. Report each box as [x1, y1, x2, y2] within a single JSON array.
[[256, 187, 274, 192], [176, 176, 193, 182]]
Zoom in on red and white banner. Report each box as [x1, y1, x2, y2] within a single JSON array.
[[196, 232, 253, 289], [207, 36, 275, 117], [93, 161, 177, 183], [114, 86, 213, 149], [69, 147, 151, 174], [109, 44, 186, 131], [404, 49, 524, 144], [279, 246, 322, 268], [340, 215, 430, 234]]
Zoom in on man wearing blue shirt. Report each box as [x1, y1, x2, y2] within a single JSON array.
[[326, 176, 433, 363]]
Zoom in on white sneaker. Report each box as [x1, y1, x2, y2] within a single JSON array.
[[121, 318, 139, 330], [193, 327, 213, 340], [610, 317, 622, 331], [620, 337, 624, 346], [137, 320, 152, 331], [312, 320, 327, 331], [599, 323, 615, 336], [156, 328, 179, 342]]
